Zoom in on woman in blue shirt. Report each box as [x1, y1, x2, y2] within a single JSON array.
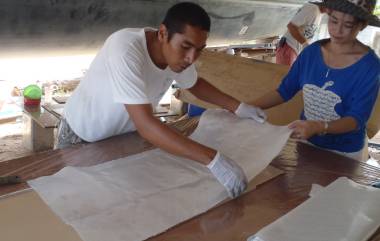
[[253, 0, 380, 161]]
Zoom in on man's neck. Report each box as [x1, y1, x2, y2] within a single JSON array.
[[145, 30, 168, 70]]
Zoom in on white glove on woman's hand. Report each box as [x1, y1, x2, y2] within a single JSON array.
[[207, 152, 248, 198], [235, 102, 267, 123]]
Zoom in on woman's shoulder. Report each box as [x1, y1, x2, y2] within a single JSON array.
[[361, 47, 380, 75], [366, 49, 380, 66], [358, 50, 380, 85]]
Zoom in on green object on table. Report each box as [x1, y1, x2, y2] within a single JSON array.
[[23, 84, 42, 99]]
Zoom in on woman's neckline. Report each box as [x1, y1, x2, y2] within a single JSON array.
[[318, 39, 371, 72]]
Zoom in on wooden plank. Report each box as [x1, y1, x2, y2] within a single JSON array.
[[177, 50, 303, 126]]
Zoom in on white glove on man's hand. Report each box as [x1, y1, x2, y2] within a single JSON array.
[[207, 152, 248, 198], [235, 102, 267, 123]]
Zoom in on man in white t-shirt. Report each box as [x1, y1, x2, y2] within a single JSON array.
[[276, 2, 326, 65], [57, 2, 267, 198]]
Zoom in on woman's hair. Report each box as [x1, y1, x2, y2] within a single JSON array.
[[162, 2, 211, 40], [353, 17, 368, 27], [327, 9, 368, 27]]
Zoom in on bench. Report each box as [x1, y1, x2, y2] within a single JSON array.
[[22, 100, 179, 152], [22, 104, 59, 152]]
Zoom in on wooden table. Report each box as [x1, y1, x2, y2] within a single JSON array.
[[0, 118, 379, 241]]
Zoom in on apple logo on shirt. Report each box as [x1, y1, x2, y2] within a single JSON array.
[[303, 81, 342, 121]]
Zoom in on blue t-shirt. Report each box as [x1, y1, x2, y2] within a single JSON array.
[[278, 40, 380, 153]]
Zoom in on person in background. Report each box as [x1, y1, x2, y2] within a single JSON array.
[[276, 2, 327, 65], [253, 0, 380, 161], [57, 2, 267, 198]]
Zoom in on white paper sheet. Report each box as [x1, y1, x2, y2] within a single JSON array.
[[248, 177, 380, 241], [28, 109, 291, 241]]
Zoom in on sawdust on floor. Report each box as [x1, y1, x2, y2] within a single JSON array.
[[0, 120, 34, 162]]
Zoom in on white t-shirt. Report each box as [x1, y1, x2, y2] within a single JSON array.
[[284, 3, 322, 53], [64, 28, 197, 142]]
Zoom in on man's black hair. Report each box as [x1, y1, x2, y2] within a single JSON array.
[[162, 2, 211, 40]]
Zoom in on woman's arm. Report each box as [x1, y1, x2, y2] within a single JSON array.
[[251, 90, 285, 110], [289, 117, 358, 139]]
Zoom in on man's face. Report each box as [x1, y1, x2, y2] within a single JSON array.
[[159, 24, 208, 73]]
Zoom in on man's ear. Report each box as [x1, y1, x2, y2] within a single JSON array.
[[158, 24, 169, 42]]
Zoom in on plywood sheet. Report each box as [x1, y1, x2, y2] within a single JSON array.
[[179, 50, 380, 138], [0, 189, 82, 241], [0, 165, 283, 241]]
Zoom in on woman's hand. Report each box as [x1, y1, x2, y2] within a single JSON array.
[[288, 120, 324, 140]]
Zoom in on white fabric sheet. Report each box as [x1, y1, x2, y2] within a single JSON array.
[[28, 109, 291, 241], [248, 177, 380, 241]]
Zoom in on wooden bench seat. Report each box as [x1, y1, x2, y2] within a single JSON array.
[[22, 104, 59, 152]]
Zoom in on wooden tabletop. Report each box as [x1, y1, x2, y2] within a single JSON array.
[[147, 139, 380, 241], [0, 118, 379, 241]]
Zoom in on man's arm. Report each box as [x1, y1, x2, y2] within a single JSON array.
[[287, 22, 308, 45], [125, 103, 248, 198], [125, 104, 215, 165], [187, 77, 240, 112], [188, 77, 267, 123]]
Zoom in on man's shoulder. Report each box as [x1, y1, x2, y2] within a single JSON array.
[[104, 28, 149, 59], [293, 3, 320, 20], [300, 3, 319, 13], [290, 3, 320, 26], [108, 28, 144, 44]]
